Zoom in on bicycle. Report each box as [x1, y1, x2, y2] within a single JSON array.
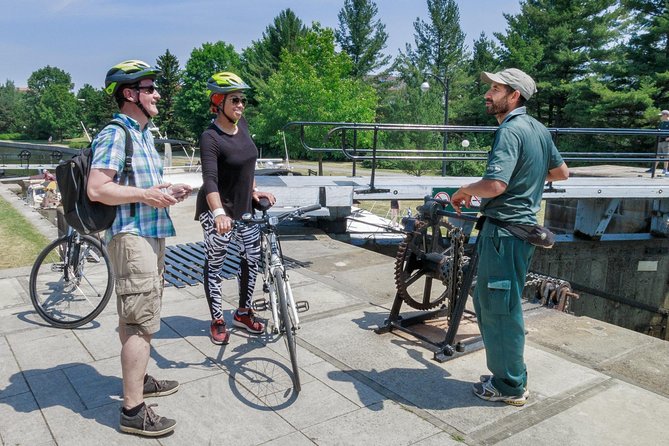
[[237, 201, 321, 393], [29, 227, 113, 329]]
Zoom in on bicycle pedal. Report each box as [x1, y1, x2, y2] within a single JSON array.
[[252, 299, 268, 311], [262, 283, 270, 293], [295, 300, 310, 313]]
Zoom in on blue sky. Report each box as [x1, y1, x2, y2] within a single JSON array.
[[0, 0, 521, 90]]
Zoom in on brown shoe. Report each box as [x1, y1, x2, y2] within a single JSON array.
[[143, 374, 179, 398], [120, 403, 176, 437]]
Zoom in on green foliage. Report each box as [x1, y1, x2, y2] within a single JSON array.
[[496, 0, 623, 126], [401, 0, 467, 79], [454, 33, 500, 126], [242, 9, 308, 97], [335, 0, 391, 78], [0, 132, 25, 140], [0, 80, 22, 133], [175, 42, 242, 140], [254, 26, 377, 160], [24, 66, 79, 139], [155, 49, 188, 138], [77, 84, 115, 137]]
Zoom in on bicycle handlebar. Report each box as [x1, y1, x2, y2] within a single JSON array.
[[237, 203, 322, 226]]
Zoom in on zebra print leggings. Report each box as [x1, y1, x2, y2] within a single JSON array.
[[199, 212, 261, 320]]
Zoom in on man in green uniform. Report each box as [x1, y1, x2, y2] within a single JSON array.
[[451, 68, 569, 406]]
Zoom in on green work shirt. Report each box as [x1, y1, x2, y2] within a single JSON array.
[[480, 107, 564, 224]]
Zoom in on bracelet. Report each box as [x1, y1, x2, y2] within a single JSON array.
[[212, 208, 226, 218]]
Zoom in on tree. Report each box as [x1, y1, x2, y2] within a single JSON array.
[[76, 84, 115, 139], [401, 0, 466, 80], [0, 80, 22, 133], [496, 0, 623, 126], [35, 84, 79, 140], [155, 49, 186, 138], [453, 32, 500, 126], [241, 9, 308, 95], [382, 0, 468, 174], [622, 0, 669, 106], [254, 26, 377, 160], [335, 0, 391, 78], [24, 66, 78, 139], [175, 42, 242, 140]]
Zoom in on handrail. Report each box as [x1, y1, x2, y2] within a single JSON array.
[[283, 121, 669, 163]]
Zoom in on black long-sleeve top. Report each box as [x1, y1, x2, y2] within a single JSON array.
[[195, 117, 257, 220]]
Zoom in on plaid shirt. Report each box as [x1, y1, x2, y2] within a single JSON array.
[[90, 113, 175, 239]]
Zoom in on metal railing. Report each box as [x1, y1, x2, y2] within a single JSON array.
[[283, 120, 669, 165]]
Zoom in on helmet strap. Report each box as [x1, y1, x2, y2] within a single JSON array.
[[219, 94, 238, 125]]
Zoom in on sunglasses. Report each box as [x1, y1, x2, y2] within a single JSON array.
[[135, 85, 158, 94], [228, 96, 247, 106]]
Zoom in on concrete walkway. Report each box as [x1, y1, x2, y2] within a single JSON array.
[[1, 194, 668, 446]]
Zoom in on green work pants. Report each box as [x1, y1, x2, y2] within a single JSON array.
[[473, 222, 535, 397]]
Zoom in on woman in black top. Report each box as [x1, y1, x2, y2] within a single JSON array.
[[195, 72, 276, 344]]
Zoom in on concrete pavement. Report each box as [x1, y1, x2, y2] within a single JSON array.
[[1, 192, 668, 445]]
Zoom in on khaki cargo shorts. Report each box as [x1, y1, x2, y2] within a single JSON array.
[[108, 233, 165, 336], [658, 141, 669, 155]]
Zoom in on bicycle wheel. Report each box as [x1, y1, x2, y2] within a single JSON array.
[[273, 268, 300, 393], [29, 234, 113, 328]]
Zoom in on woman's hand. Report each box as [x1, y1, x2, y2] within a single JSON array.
[[214, 214, 233, 234], [253, 190, 276, 206]]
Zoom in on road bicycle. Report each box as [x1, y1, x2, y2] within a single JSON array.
[[29, 228, 113, 328], [238, 201, 321, 393]]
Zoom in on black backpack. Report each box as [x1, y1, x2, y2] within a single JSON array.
[[56, 120, 135, 235]]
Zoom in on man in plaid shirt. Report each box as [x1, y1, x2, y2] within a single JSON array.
[[87, 60, 191, 437]]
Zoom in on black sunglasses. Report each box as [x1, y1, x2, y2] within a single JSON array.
[[229, 96, 247, 106], [135, 85, 158, 94]]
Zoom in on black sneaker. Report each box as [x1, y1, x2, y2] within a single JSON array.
[[120, 404, 176, 437], [143, 375, 179, 398], [479, 374, 529, 398], [472, 380, 527, 406]]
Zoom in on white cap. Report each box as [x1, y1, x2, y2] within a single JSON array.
[[481, 68, 537, 100], [659, 110, 669, 116]]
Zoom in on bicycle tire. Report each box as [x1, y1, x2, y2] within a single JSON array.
[[29, 234, 113, 329], [274, 269, 301, 393]]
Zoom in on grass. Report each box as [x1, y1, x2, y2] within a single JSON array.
[[0, 195, 50, 269]]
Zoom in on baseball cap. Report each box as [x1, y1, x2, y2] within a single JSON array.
[[481, 68, 537, 100], [659, 110, 669, 115]]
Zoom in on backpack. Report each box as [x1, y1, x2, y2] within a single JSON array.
[[56, 120, 135, 235]]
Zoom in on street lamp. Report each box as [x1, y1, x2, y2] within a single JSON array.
[[421, 74, 450, 176]]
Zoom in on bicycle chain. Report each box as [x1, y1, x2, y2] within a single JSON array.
[[394, 218, 467, 313]]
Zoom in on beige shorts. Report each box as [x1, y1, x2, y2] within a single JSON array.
[[108, 233, 165, 336], [658, 141, 669, 155]]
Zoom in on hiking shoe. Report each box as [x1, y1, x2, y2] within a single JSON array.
[[210, 319, 230, 345], [232, 309, 265, 334], [479, 375, 529, 399], [472, 379, 527, 406], [120, 404, 176, 437], [143, 375, 179, 398]]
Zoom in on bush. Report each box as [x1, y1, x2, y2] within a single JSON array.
[[68, 141, 89, 149], [0, 133, 27, 140]]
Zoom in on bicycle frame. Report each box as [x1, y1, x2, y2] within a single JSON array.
[[257, 216, 302, 334]]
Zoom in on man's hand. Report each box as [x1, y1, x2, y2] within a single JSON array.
[[142, 183, 178, 208], [168, 183, 193, 203], [451, 189, 472, 214]]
